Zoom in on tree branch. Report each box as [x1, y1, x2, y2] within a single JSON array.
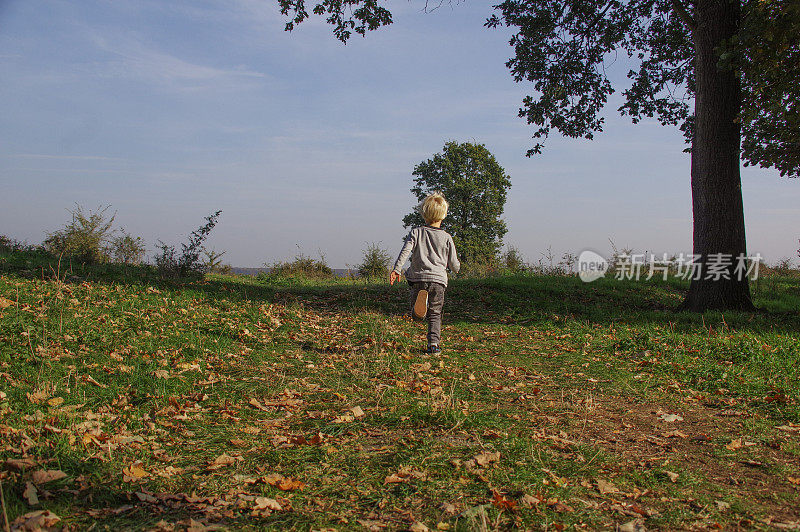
[[671, 0, 696, 31]]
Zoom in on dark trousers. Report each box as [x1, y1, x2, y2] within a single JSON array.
[[408, 281, 446, 346]]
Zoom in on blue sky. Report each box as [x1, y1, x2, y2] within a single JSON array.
[[1, 0, 798, 267]]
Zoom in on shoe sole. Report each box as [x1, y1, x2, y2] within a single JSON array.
[[413, 289, 428, 320]]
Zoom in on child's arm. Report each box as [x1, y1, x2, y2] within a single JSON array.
[[447, 237, 460, 273], [390, 231, 416, 283]]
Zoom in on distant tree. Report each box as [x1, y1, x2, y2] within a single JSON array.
[[277, 0, 800, 311], [403, 141, 511, 264]]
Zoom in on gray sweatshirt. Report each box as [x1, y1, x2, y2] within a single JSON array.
[[392, 226, 460, 286]]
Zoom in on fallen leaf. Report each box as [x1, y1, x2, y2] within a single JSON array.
[[122, 463, 149, 481], [153, 370, 170, 379], [715, 500, 731, 511], [23, 482, 39, 505], [491, 490, 517, 510], [724, 438, 741, 451], [46, 396, 64, 408], [659, 413, 683, 422], [0, 296, 14, 308], [248, 398, 269, 411], [31, 469, 67, 484], [520, 493, 543, 508], [665, 471, 679, 482], [618, 518, 646, 532], [26, 390, 49, 404], [207, 454, 237, 470], [596, 478, 619, 494], [351, 405, 365, 418], [254, 497, 282, 511], [474, 451, 500, 467], [662, 430, 688, 439], [2, 458, 37, 471], [10, 510, 61, 530], [135, 491, 157, 503], [384, 473, 407, 484], [410, 523, 429, 532], [262, 473, 305, 491]]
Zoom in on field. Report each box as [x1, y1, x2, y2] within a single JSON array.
[[1, 251, 799, 531]]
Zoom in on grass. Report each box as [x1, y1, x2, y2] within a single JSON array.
[[1, 250, 799, 530]]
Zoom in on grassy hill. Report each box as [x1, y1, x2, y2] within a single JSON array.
[[1, 250, 799, 530]]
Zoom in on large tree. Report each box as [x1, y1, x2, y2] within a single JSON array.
[[403, 141, 512, 264], [278, 0, 800, 311]]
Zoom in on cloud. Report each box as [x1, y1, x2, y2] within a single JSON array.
[[88, 32, 269, 92]]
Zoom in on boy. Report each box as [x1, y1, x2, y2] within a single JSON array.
[[390, 192, 460, 353]]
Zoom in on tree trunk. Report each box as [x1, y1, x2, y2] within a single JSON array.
[[680, 0, 755, 312]]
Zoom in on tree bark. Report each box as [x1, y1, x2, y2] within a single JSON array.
[[680, 0, 755, 312]]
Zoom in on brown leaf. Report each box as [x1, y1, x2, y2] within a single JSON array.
[[0, 296, 14, 309], [23, 482, 39, 506], [384, 473, 407, 484], [2, 458, 37, 472], [122, 463, 149, 481], [254, 497, 282, 511], [262, 473, 304, 491], [351, 405, 365, 418], [207, 453, 237, 470], [618, 518, 647, 532], [662, 430, 688, 439], [596, 479, 619, 495], [31, 469, 67, 484], [665, 471, 679, 482], [474, 451, 500, 467], [491, 490, 517, 511], [248, 397, 269, 411], [26, 390, 49, 404], [46, 396, 64, 408], [520, 493, 543, 508], [10, 510, 61, 530]]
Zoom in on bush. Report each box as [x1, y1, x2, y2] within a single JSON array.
[[260, 250, 333, 281], [155, 210, 222, 278], [202, 248, 233, 274], [0, 236, 35, 253], [500, 246, 529, 273], [110, 230, 146, 265], [358, 243, 391, 279], [43, 205, 116, 264], [458, 254, 501, 278]]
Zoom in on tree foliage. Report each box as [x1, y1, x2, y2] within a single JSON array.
[[403, 141, 511, 264]]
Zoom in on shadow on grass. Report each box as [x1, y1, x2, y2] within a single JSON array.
[[3, 250, 799, 334]]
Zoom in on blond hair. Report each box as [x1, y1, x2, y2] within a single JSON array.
[[420, 192, 449, 224]]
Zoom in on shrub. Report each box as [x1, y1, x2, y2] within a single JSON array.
[[0, 236, 35, 253], [202, 248, 233, 274], [155, 210, 222, 278], [43, 205, 116, 264], [459, 254, 501, 278], [500, 246, 529, 273], [358, 243, 391, 279], [260, 250, 333, 281], [110, 230, 146, 265]]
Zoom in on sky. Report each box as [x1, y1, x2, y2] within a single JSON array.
[[1, 0, 798, 268]]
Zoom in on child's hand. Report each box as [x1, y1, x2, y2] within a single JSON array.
[[389, 271, 400, 285]]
